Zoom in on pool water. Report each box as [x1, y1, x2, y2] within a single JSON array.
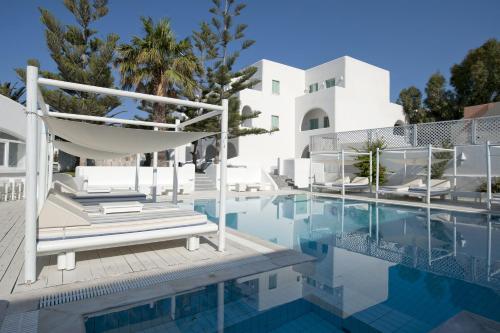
[[85, 195, 500, 332]]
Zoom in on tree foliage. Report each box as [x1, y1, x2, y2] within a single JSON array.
[[0, 82, 25, 104], [397, 38, 500, 124], [451, 38, 500, 107], [115, 17, 201, 123], [187, 0, 270, 166], [16, 0, 121, 117], [353, 138, 387, 185]]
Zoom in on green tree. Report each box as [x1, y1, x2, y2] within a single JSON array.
[[424, 72, 458, 121], [397, 86, 429, 124], [187, 0, 270, 167], [16, 0, 121, 117], [451, 38, 500, 107], [0, 82, 25, 103], [353, 138, 387, 185], [115, 17, 201, 123]]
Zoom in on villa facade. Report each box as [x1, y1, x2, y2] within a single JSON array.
[[227, 56, 404, 172]]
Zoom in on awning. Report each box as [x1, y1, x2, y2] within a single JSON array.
[[43, 116, 216, 154], [54, 140, 128, 160]]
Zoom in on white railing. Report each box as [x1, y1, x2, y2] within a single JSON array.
[[311, 115, 500, 152]]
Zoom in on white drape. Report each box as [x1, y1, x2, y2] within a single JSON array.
[[43, 116, 215, 154]]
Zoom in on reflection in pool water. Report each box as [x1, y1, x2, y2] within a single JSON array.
[[85, 195, 500, 333]]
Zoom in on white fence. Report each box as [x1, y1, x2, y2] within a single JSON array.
[[311, 115, 500, 152]]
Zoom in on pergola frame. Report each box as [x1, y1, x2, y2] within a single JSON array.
[[309, 149, 373, 196], [486, 141, 500, 210], [375, 144, 456, 204], [24, 66, 228, 283]]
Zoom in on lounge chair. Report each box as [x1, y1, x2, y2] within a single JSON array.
[[37, 193, 218, 270], [379, 179, 424, 193], [314, 176, 350, 187], [409, 179, 451, 197], [53, 173, 147, 204]]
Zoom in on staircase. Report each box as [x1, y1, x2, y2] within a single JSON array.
[[195, 173, 217, 191], [269, 174, 294, 190]]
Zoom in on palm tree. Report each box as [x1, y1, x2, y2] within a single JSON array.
[[115, 17, 201, 123], [0, 82, 25, 104]]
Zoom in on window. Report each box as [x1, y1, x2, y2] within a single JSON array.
[[325, 78, 336, 88], [309, 83, 318, 93], [0, 142, 4, 166], [271, 115, 279, 130], [324, 116, 330, 128], [309, 118, 319, 130], [268, 274, 277, 290], [8, 142, 19, 167], [272, 80, 280, 95]]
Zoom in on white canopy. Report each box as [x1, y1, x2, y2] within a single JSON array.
[[43, 116, 215, 154], [54, 140, 128, 160]]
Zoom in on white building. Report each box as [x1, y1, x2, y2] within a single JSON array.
[[0, 95, 26, 181], [228, 56, 404, 172]]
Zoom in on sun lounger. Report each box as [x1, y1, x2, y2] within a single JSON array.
[[37, 194, 217, 270], [409, 179, 451, 196], [379, 179, 423, 193]]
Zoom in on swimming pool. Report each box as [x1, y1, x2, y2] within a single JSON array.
[[85, 195, 500, 332]]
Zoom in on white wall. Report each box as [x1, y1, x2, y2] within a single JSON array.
[[234, 60, 305, 172], [75, 164, 195, 195]]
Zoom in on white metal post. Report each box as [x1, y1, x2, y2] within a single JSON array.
[[486, 141, 492, 210], [427, 206, 431, 265], [172, 119, 180, 204], [24, 66, 39, 283], [369, 152, 373, 193], [427, 145, 432, 204], [218, 99, 228, 252], [341, 149, 345, 196], [403, 151, 407, 180], [375, 148, 380, 199], [453, 146, 457, 191], [135, 153, 140, 192], [153, 127, 158, 202]]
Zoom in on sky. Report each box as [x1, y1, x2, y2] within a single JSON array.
[[0, 0, 499, 119]]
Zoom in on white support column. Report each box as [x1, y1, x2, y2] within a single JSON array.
[[309, 154, 313, 195], [403, 151, 407, 180], [486, 141, 492, 210], [375, 148, 380, 199], [153, 127, 158, 202], [218, 99, 228, 252], [368, 204, 372, 237], [172, 119, 180, 204], [135, 153, 140, 192], [369, 152, 373, 193], [453, 146, 457, 191], [24, 66, 39, 284], [427, 145, 432, 204], [341, 149, 345, 196], [375, 203, 379, 244]]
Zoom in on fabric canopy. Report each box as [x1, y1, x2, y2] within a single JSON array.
[[54, 140, 128, 160], [43, 116, 216, 154]]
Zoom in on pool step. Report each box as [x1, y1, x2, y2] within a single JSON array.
[[195, 173, 217, 191]]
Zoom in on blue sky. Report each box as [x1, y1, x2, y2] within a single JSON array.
[[1, 0, 499, 119]]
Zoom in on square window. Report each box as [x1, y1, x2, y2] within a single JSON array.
[[268, 274, 277, 290], [271, 115, 279, 130], [309, 83, 318, 93], [272, 80, 280, 95], [309, 118, 319, 130], [324, 116, 330, 128], [0, 142, 4, 166], [325, 78, 336, 88]]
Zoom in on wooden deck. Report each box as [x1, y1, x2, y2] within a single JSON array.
[[0, 200, 312, 303]]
